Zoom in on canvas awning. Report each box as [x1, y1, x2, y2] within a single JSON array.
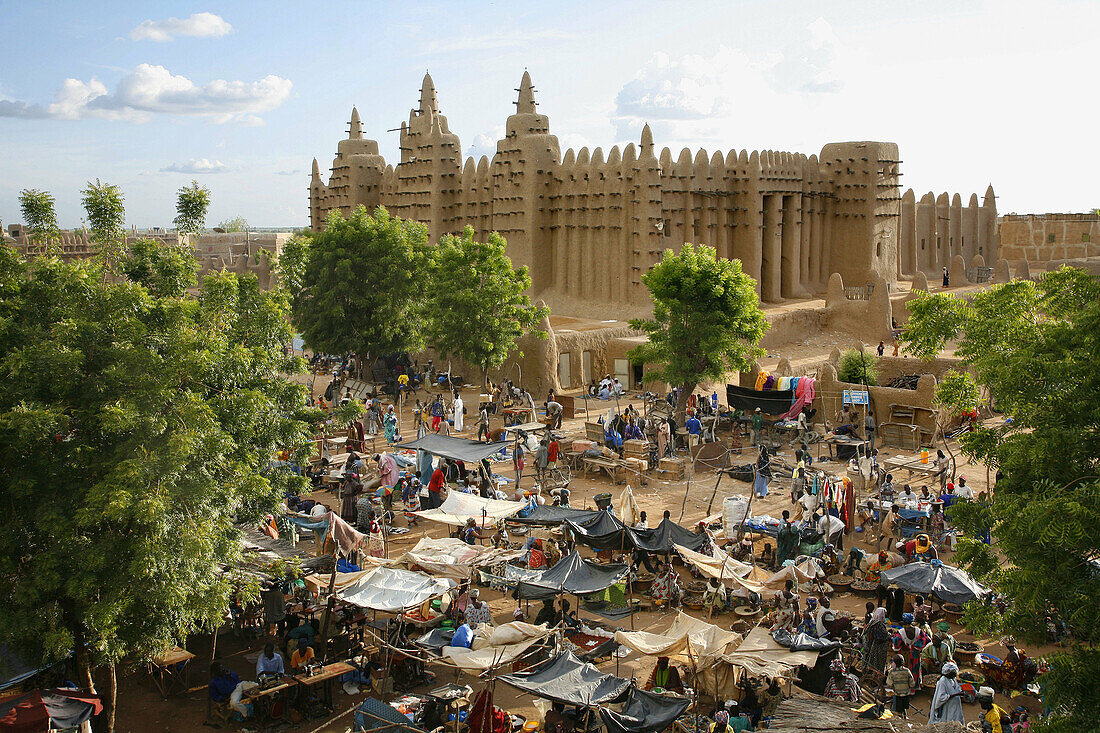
[[336, 566, 455, 612], [673, 545, 769, 596], [373, 537, 525, 581], [440, 622, 553, 673], [514, 551, 629, 601], [879, 561, 990, 605], [499, 651, 630, 707], [714, 626, 820, 679], [763, 557, 825, 589], [395, 434, 508, 463], [414, 491, 527, 527], [614, 611, 742, 669], [599, 687, 691, 733]]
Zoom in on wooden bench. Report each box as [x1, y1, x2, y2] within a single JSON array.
[[583, 456, 625, 484]]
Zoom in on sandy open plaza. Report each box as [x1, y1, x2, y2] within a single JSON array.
[[2, 3, 1098, 733]]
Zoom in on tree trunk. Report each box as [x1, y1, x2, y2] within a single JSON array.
[[101, 663, 117, 733], [675, 381, 696, 425]]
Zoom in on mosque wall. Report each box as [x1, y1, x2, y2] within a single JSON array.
[[311, 72, 993, 319]]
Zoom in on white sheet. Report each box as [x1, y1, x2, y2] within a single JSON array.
[[337, 566, 455, 612], [414, 491, 527, 527]]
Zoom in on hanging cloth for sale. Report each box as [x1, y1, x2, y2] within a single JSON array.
[[755, 371, 770, 391]]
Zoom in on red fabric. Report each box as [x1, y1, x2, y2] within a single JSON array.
[[548, 442, 559, 462], [0, 689, 102, 732], [428, 468, 445, 494], [466, 689, 508, 733]]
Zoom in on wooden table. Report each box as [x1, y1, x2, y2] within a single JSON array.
[[820, 435, 868, 462], [246, 675, 299, 727], [881, 456, 940, 480], [294, 662, 355, 710], [146, 647, 195, 699], [286, 601, 325, 622]]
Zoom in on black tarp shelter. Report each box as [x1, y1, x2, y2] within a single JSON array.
[[564, 512, 709, 553], [508, 505, 602, 526], [513, 551, 628, 601], [726, 384, 794, 416], [879, 561, 990, 605], [599, 687, 691, 733], [393, 435, 509, 463], [499, 651, 630, 706]]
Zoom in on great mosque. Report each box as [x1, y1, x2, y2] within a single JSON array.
[[309, 72, 997, 318]]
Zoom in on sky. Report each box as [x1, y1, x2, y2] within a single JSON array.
[[0, 0, 1096, 229]]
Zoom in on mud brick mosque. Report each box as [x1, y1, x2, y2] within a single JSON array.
[[310, 72, 997, 319]]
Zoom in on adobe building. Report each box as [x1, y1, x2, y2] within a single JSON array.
[[311, 72, 999, 320]]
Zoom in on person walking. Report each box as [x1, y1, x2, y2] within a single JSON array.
[[513, 438, 525, 489]]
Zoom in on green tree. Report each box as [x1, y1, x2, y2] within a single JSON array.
[[425, 227, 548, 388], [0, 248, 317, 732], [276, 233, 312, 296], [902, 268, 1100, 732], [837, 348, 879, 385], [121, 238, 200, 298], [81, 179, 127, 277], [290, 206, 431, 370], [628, 243, 768, 419], [18, 188, 60, 254], [173, 180, 211, 236], [218, 216, 248, 232]]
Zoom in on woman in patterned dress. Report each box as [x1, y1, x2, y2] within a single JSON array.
[[650, 562, 681, 605]]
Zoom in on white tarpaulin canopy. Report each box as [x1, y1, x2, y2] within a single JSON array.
[[714, 626, 820, 679], [374, 537, 526, 580], [414, 491, 527, 527], [336, 566, 455, 612], [614, 611, 742, 669], [764, 557, 825, 589], [674, 545, 769, 597], [442, 622, 553, 672]]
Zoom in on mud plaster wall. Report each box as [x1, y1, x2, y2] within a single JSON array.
[[816, 362, 939, 440], [312, 73, 936, 318]]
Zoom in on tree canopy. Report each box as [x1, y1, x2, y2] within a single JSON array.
[[425, 227, 548, 385], [81, 179, 126, 275], [217, 216, 248, 233], [902, 268, 1100, 732], [0, 242, 316, 730], [628, 243, 768, 417], [173, 180, 211, 235], [18, 188, 60, 252], [289, 205, 431, 365]]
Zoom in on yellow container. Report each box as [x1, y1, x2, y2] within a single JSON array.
[[524, 722, 540, 733], [920, 449, 929, 464]]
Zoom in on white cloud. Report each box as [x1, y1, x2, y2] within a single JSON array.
[[465, 126, 504, 161], [130, 12, 233, 42], [161, 158, 229, 174], [0, 64, 292, 124], [612, 19, 854, 142]]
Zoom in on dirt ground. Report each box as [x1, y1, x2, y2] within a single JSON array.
[[112, 364, 1045, 733]]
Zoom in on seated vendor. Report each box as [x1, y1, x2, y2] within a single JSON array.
[[703, 578, 728, 614], [209, 662, 240, 705], [646, 657, 684, 694], [289, 641, 315, 671], [450, 613, 475, 649], [920, 630, 956, 673], [534, 599, 557, 627], [255, 642, 285, 677]]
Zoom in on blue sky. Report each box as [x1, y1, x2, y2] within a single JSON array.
[[0, 0, 1095, 228]]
